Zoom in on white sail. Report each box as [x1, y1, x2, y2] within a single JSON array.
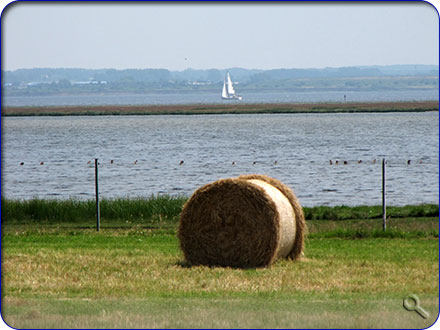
[[226, 72, 235, 95], [222, 80, 228, 98], [221, 71, 242, 100]]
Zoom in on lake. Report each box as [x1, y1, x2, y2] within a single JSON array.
[[3, 89, 439, 107], [2, 112, 438, 206]]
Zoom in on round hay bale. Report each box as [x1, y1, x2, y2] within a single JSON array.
[[178, 174, 306, 268]]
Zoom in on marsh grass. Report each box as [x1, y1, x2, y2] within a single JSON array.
[[2, 196, 186, 225], [3, 197, 438, 240], [2, 196, 437, 224], [3, 101, 437, 116]]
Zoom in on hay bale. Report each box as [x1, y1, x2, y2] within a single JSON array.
[[178, 174, 306, 268]]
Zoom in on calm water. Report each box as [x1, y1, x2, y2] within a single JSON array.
[[3, 89, 439, 107], [2, 112, 438, 206]]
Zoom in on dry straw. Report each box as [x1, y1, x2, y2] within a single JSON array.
[[178, 174, 306, 268]]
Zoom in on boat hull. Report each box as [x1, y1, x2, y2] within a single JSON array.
[[222, 96, 243, 100]]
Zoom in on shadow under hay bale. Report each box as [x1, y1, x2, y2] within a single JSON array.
[[178, 174, 306, 268]]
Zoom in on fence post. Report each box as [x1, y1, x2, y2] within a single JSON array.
[[95, 158, 100, 231], [382, 158, 386, 231]]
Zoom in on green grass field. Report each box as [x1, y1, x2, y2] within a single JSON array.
[[1, 199, 439, 328]]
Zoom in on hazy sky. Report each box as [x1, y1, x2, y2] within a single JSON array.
[[2, 2, 439, 71]]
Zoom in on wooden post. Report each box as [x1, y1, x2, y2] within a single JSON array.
[[382, 158, 386, 231], [95, 158, 100, 231]]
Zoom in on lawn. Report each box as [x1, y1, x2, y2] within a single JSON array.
[[2, 212, 438, 328]]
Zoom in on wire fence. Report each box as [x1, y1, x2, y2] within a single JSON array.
[[5, 157, 438, 168], [2, 155, 438, 209]]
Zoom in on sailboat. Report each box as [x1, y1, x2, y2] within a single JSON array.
[[221, 71, 242, 100]]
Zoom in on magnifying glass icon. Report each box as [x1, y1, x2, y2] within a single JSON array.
[[403, 294, 429, 319]]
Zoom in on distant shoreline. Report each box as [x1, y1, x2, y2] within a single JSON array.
[[2, 100, 438, 116]]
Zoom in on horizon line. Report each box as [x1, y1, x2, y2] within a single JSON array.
[[3, 63, 439, 72]]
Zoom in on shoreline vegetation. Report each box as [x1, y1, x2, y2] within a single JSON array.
[[2, 197, 438, 238], [2, 100, 438, 116], [3, 197, 438, 223]]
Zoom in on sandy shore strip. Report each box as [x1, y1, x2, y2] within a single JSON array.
[[2, 100, 438, 116]]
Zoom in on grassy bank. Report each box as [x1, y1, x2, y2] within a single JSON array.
[[2, 196, 438, 224], [2, 100, 438, 116], [2, 197, 438, 240], [1, 196, 187, 225]]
